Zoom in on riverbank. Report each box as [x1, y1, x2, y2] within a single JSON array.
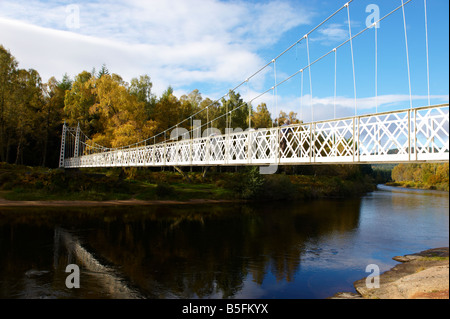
[[0, 163, 377, 204], [331, 247, 449, 299], [386, 181, 449, 192], [0, 197, 245, 207]]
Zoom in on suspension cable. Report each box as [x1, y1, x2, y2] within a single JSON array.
[[247, 79, 251, 129], [424, 0, 430, 105], [306, 34, 313, 122], [155, 0, 415, 144], [114, 0, 354, 149], [334, 48, 337, 119], [273, 59, 278, 126], [300, 69, 304, 122], [401, 0, 413, 109], [70, 0, 416, 153], [346, 2, 357, 116], [375, 21, 378, 113]]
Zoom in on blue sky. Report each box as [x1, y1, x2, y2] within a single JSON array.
[[0, 0, 448, 122]]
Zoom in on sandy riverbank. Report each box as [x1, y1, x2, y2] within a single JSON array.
[[331, 247, 449, 299]]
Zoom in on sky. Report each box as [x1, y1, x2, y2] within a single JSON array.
[[0, 0, 448, 123]]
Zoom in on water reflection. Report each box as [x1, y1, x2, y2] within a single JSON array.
[[1, 188, 448, 299], [0, 200, 361, 299]]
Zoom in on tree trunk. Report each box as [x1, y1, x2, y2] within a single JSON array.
[[202, 166, 208, 179], [15, 128, 23, 165], [173, 166, 192, 183], [15, 141, 21, 164], [0, 96, 5, 162]]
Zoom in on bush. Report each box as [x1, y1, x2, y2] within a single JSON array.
[[263, 174, 298, 200]]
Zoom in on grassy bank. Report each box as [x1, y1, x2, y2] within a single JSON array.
[[0, 163, 377, 202], [385, 181, 449, 191]]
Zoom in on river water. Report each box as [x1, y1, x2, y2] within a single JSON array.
[[0, 185, 448, 299]]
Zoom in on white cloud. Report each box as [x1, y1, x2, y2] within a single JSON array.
[[0, 0, 312, 97], [253, 92, 449, 123], [312, 23, 348, 44]]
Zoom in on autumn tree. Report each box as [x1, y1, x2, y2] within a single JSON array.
[[198, 97, 221, 134], [276, 110, 301, 126], [152, 86, 182, 140], [251, 103, 273, 129], [0, 45, 18, 162], [391, 163, 449, 190], [13, 69, 46, 164], [88, 74, 157, 148], [129, 74, 156, 119], [64, 71, 96, 135], [219, 90, 249, 132], [40, 74, 72, 166]]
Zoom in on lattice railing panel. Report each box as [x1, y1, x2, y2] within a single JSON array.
[[280, 124, 312, 162], [415, 106, 449, 161]]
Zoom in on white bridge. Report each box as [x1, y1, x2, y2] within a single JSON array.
[[59, 0, 449, 169], [60, 104, 448, 168]]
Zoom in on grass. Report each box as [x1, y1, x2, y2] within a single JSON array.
[[0, 163, 378, 202], [0, 166, 235, 202], [2, 187, 133, 201], [385, 181, 449, 192], [133, 182, 234, 201], [421, 256, 449, 261]]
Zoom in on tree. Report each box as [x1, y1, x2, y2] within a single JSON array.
[[251, 103, 273, 129], [276, 110, 300, 126], [89, 74, 157, 148], [41, 75, 72, 166], [129, 74, 156, 119], [219, 90, 249, 132], [0, 45, 18, 162], [197, 97, 221, 133], [12, 68, 45, 164], [64, 71, 96, 134], [97, 63, 109, 78], [153, 86, 182, 139]]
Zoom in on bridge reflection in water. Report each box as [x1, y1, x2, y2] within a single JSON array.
[[0, 202, 363, 299]]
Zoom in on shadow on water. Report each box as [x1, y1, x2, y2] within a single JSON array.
[[0, 199, 362, 299]]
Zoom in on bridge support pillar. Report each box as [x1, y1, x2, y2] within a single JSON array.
[[58, 122, 67, 168]]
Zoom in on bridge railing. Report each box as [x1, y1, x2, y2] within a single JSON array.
[[63, 104, 449, 168]]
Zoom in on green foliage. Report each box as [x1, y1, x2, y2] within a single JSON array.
[[391, 163, 449, 191], [239, 166, 265, 200], [0, 163, 379, 202], [0, 164, 132, 200], [261, 174, 297, 201], [371, 166, 393, 184], [251, 103, 273, 129]]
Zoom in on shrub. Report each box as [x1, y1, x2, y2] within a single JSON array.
[[239, 167, 265, 200], [260, 174, 297, 200]]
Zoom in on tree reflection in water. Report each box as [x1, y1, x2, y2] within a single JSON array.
[[0, 200, 361, 298]]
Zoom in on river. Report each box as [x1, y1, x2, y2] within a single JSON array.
[[0, 185, 448, 299]]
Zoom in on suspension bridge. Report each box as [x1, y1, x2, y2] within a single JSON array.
[[59, 0, 449, 169]]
